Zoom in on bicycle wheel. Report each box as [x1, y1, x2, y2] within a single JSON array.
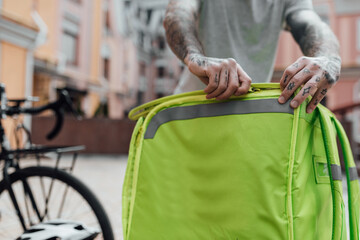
[[0, 166, 114, 240]]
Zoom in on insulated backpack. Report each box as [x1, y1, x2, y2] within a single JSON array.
[[123, 83, 360, 240]]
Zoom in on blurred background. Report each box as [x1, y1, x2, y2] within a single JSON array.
[[0, 0, 359, 239], [0, 0, 358, 157]]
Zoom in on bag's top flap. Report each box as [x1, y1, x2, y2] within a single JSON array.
[[128, 83, 281, 120]]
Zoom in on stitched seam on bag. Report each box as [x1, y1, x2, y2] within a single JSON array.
[[287, 108, 299, 240], [319, 109, 336, 240]]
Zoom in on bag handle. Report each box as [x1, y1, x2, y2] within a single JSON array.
[[332, 117, 360, 240], [128, 83, 281, 120], [319, 106, 360, 240]]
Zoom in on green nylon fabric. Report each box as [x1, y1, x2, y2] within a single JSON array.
[[333, 118, 360, 240], [319, 106, 346, 240], [123, 84, 359, 240], [132, 112, 292, 239], [122, 116, 144, 237]]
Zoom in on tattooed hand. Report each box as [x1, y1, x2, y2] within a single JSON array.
[[185, 53, 252, 100], [279, 9, 342, 113], [164, 0, 252, 99], [278, 56, 341, 113]]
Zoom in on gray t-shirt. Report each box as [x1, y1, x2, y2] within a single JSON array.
[[174, 0, 313, 94]]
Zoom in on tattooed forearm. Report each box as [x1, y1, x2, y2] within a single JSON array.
[[287, 10, 341, 83], [163, 0, 203, 62], [288, 11, 339, 58]]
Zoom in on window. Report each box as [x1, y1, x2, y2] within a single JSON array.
[[157, 67, 165, 78], [103, 58, 110, 80], [139, 62, 146, 76], [136, 91, 144, 106], [62, 31, 79, 66], [158, 36, 165, 50], [137, 8, 141, 19], [146, 9, 152, 25], [138, 31, 144, 48], [104, 8, 111, 36]]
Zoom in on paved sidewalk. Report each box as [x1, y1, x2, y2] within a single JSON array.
[[63, 154, 128, 240]]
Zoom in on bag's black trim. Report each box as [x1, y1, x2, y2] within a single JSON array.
[[144, 98, 293, 139], [349, 167, 358, 181], [331, 164, 342, 181]]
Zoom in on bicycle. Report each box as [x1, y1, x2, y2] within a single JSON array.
[[0, 84, 114, 240]]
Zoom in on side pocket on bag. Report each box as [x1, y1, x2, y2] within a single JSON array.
[[313, 156, 331, 184]]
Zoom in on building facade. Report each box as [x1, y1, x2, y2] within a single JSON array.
[[33, 0, 141, 119], [0, 0, 45, 144], [123, 0, 183, 104]]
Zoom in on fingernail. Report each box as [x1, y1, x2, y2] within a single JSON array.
[[290, 100, 298, 108], [278, 96, 285, 104], [306, 107, 313, 114], [206, 95, 214, 99]]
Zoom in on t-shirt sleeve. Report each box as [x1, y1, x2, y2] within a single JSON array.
[[284, 0, 313, 21], [282, 0, 313, 30]]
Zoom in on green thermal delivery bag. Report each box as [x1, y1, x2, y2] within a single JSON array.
[[122, 83, 360, 240]]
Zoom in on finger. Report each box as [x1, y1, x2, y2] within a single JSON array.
[[278, 66, 313, 104], [199, 76, 209, 85], [235, 65, 252, 96], [206, 68, 228, 99], [204, 72, 219, 94], [306, 82, 332, 113], [289, 75, 320, 109], [310, 76, 321, 96], [216, 67, 238, 100], [280, 57, 307, 90]]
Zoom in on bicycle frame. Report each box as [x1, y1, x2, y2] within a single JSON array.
[[0, 83, 83, 232], [0, 118, 31, 231]]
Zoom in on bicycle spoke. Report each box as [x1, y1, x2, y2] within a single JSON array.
[[0, 166, 112, 239], [57, 183, 70, 218], [43, 174, 56, 220], [39, 175, 47, 219], [23, 179, 43, 224], [60, 189, 84, 219], [22, 180, 32, 226]]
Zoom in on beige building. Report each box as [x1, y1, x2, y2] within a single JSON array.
[[0, 0, 43, 100], [0, 0, 182, 121], [0, 0, 46, 144], [33, 0, 140, 119]]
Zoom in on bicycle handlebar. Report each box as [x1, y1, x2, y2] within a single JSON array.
[[0, 84, 79, 140]]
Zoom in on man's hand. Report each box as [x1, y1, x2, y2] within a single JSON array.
[[185, 53, 252, 100], [163, 1, 251, 100], [278, 56, 340, 113], [279, 9, 341, 113]]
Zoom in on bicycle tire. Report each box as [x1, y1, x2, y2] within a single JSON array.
[[0, 166, 114, 240]]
